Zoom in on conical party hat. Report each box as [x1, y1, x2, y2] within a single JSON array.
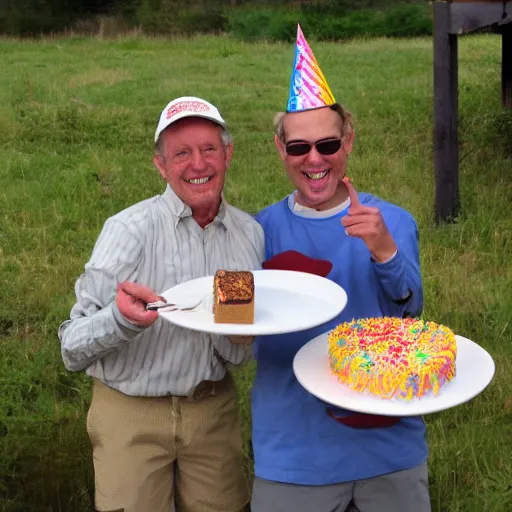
[[286, 24, 336, 113]]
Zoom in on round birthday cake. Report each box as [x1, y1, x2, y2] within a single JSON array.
[[328, 317, 457, 400]]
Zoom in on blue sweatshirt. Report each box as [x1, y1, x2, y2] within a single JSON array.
[[252, 192, 426, 485]]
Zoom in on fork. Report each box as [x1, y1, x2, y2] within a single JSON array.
[[146, 297, 203, 312]]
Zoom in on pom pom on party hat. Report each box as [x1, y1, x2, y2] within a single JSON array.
[[286, 24, 336, 113]]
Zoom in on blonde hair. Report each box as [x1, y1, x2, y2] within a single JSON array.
[[274, 103, 354, 142]]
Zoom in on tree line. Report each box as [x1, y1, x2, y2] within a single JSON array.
[[0, 0, 431, 41]]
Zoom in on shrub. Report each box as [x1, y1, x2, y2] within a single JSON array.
[[177, 9, 228, 35], [137, 0, 228, 35], [0, 0, 121, 36], [0, 0, 433, 39], [380, 4, 433, 38], [227, 3, 432, 42], [227, 8, 275, 41]]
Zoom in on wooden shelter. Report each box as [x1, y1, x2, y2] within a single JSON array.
[[433, 0, 511, 222]]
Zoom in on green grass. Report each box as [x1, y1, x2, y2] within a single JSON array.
[[0, 34, 511, 511]]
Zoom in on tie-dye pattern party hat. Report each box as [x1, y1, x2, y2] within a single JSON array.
[[286, 24, 336, 113]]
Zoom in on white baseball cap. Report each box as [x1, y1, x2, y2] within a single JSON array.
[[154, 96, 227, 143]]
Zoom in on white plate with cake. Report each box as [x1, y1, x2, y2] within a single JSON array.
[[293, 317, 495, 416], [158, 269, 348, 336]]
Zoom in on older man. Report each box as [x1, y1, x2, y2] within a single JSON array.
[[59, 96, 264, 512], [250, 27, 427, 512]]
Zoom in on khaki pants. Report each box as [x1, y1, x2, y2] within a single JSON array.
[[87, 374, 250, 512]]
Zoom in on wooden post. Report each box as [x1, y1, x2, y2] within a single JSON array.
[[503, 22, 512, 108], [433, 2, 460, 223]]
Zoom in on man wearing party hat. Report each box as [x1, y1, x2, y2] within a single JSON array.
[[251, 25, 429, 511]]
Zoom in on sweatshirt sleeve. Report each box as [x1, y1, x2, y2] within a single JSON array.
[[372, 212, 423, 318], [58, 218, 145, 372]]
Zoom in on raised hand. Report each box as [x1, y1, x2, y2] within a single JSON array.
[[341, 177, 397, 263], [116, 281, 163, 327]]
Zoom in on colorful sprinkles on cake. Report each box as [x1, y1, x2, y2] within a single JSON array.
[[328, 317, 457, 400]]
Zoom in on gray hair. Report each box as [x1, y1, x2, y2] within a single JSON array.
[[155, 124, 234, 156], [274, 103, 354, 143], [220, 127, 233, 147]]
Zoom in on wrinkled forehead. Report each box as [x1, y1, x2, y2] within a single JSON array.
[[282, 107, 343, 141]]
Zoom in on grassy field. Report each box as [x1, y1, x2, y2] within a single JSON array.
[[0, 33, 511, 511]]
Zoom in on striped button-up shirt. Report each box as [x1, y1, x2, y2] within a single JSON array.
[[58, 185, 265, 397]]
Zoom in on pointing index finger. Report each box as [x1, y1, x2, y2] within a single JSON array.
[[343, 176, 361, 211]]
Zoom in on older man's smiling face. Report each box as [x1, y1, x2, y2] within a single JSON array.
[[154, 117, 232, 219]]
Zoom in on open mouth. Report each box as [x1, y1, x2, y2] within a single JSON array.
[[302, 170, 330, 181], [186, 177, 211, 184]]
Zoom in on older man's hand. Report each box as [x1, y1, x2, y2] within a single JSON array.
[[116, 281, 162, 328], [341, 177, 397, 263]]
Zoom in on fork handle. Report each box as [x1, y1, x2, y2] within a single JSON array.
[[146, 301, 175, 311]]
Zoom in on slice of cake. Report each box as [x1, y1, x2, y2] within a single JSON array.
[[213, 270, 255, 324]]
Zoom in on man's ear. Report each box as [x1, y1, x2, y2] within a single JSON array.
[[274, 134, 286, 161], [224, 142, 234, 169], [153, 154, 166, 180], [343, 129, 355, 156]]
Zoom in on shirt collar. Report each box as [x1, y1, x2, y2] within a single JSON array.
[[287, 191, 351, 218], [162, 185, 230, 230]]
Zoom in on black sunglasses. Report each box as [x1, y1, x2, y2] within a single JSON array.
[[285, 137, 342, 157]]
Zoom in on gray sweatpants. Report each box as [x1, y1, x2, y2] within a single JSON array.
[[251, 462, 431, 512]]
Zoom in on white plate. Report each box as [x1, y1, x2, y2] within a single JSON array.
[[293, 333, 495, 416], [159, 270, 347, 336]]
